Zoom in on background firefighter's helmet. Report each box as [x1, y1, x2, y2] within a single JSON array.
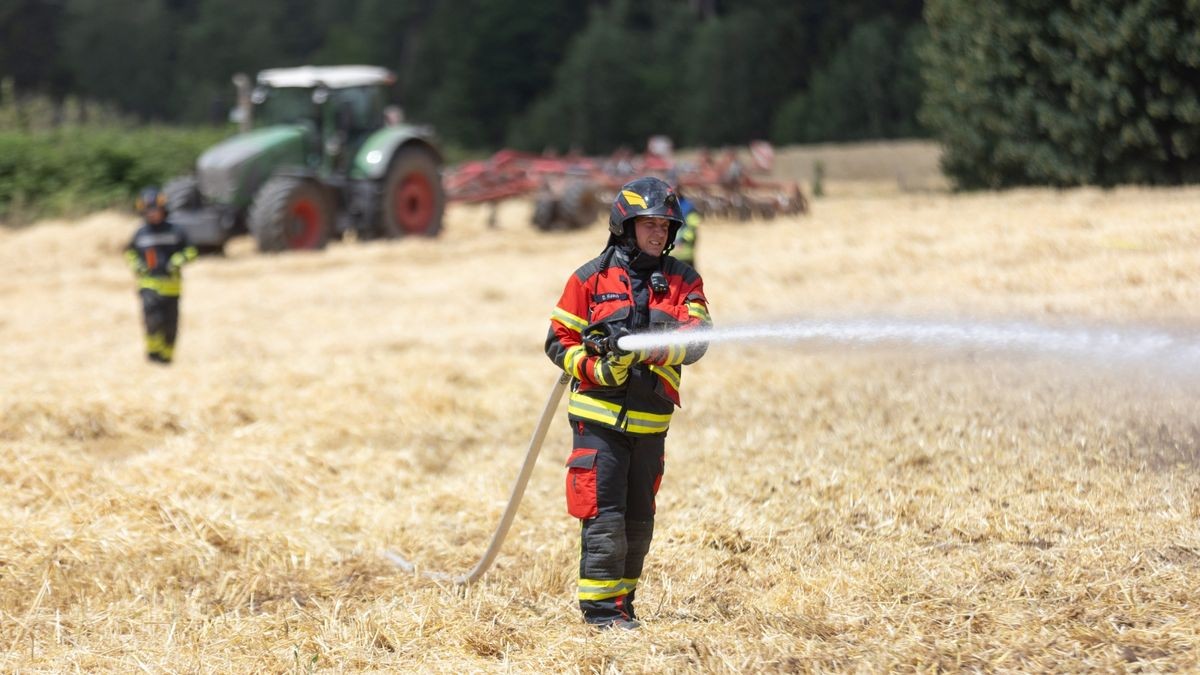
[[608, 176, 684, 251], [135, 187, 168, 214]]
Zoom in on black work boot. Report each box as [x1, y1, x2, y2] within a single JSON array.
[[596, 618, 641, 631]]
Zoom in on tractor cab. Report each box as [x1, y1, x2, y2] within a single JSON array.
[[252, 66, 390, 173]]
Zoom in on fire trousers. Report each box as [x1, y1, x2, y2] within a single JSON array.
[[140, 288, 179, 363], [565, 420, 665, 625]]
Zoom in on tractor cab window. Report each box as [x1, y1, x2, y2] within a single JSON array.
[[255, 87, 318, 127], [328, 86, 385, 133]]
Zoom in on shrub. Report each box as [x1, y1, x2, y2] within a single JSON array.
[[0, 126, 229, 224]]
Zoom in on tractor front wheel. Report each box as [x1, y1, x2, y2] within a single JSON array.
[[381, 145, 444, 238], [247, 177, 332, 252]]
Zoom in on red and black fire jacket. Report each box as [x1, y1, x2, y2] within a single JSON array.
[[545, 246, 712, 435]]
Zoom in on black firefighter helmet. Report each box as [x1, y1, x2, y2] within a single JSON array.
[[607, 176, 684, 253], [135, 186, 168, 214]]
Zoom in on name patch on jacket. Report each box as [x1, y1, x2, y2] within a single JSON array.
[[592, 292, 629, 303]]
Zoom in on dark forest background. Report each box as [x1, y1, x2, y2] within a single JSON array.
[[0, 0, 928, 150]]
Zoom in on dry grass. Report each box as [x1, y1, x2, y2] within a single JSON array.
[[2, 155, 1200, 672]]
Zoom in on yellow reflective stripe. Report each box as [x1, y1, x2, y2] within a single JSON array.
[[563, 345, 588, 380], [665, 345, 687, 366], [649, 364, 680, 390], [552, 307, 587, 334], [567, 392, 622, 426], [687, 301, 710, 322], [569, 393, 671, 434], [578, 577, 637, 601], [593, 360, 619, 387], [592, 361, 612, 386], [572, 392, 621, 413], [626, 420, 670, 434], [139, 277, 182, 295], [626, 410, 671, 434]]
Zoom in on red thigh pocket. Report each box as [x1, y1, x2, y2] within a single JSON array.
[[565, 448, 599, 520]]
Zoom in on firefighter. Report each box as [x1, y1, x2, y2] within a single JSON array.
[[124, 187, 197, 364], [545, 176, 712, 630]]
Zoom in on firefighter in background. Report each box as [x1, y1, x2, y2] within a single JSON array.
[[672, 186, 701, 270], [545, 176, 712, 630], [124, 187, 198, 364]]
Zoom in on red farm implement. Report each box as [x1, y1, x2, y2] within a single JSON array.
[[444, 138, 807, 231]]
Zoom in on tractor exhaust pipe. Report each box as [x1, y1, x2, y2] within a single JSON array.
[[384, 372, 571, 584]]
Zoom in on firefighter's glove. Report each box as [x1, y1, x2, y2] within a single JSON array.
[[593, 350, 635, 387]]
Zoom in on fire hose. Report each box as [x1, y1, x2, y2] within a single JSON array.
[[384, 371, 571, 584]]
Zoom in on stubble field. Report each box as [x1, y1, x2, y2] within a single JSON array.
[[2, 146, 1200, 672]]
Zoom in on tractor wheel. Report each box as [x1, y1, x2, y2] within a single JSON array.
[[247, 176, 332, 252], [164, 175, 201, 211], [531, 195, 560, 231], [559, 180, 599, 230], [381, 145, 444, 238]]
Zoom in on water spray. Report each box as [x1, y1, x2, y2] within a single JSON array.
[[618, 316, 1200, 376]]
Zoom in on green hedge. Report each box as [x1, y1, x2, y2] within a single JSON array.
[[0, 126, 231, 224]]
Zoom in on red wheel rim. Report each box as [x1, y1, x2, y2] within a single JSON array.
[[392, 172, 434, 235], [288, 198, 322, 249]]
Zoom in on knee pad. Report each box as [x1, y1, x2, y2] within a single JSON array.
[[581, 513, 627, 579]]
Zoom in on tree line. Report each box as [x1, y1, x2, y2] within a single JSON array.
[[0, 0, 926, 151]]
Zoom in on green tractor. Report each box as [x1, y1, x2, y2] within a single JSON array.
[[167, 65, 444, 253]]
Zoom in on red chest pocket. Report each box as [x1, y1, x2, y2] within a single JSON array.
[[588, 270, 632, 324]]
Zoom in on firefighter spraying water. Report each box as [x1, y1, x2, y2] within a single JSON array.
[[385, 177, 712, 633], [544, 176, 710, 631]]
